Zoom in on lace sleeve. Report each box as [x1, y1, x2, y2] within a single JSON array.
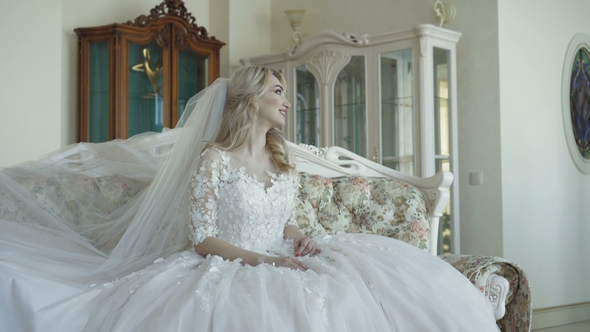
[[188, 148, 221, 246], [285, 208, 298, 227], [284, 157, 300, 228]]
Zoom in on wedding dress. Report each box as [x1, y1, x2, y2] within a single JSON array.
[[81, 147, 497, 331], [0, 78, 499, 331]]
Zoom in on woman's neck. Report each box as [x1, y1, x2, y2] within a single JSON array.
[[235, 127, 268, 160]]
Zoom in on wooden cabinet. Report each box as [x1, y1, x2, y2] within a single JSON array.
[[242, 25, 461, 253], [76, 0, 224, 142]]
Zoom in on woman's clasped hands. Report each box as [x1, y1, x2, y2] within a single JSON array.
[[266, 236, 320, 271]]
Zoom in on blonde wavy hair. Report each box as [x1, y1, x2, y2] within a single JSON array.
[[207, 66, 293, 173]]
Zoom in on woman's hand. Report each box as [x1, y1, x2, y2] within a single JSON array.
[[294, 236, 320, 257], [266, 256, 309, 271]]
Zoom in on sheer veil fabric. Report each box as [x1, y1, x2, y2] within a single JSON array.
[[0, 78, 228, 283]]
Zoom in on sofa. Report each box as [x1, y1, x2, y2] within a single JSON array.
[[0, 133, 531, 331]]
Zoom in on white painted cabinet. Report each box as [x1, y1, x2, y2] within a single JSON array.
[[241, 24, 461, 253]]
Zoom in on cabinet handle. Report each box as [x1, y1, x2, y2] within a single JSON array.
[[372, 146, 380, 162]]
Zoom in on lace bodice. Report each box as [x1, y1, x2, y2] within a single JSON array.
[[188, 148, 299, 254]]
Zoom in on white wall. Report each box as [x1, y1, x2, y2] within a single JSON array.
[[210, 0, 272, 78], [0, 0, 62, 167], [229, 0, 271, 74], [209, 0, 230, 78], [498, 0, 590, 309]]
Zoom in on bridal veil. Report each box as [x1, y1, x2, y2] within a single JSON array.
[[0, 78, 228, 283]]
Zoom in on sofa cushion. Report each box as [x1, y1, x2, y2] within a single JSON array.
[[296, 173, 431, 251]]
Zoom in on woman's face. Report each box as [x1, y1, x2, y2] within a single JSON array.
[[256, 75, 291, 130]]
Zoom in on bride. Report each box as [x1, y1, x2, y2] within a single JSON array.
[[0, 66, 499, 331]]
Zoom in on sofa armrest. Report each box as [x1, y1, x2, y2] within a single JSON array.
[[439, 254, 532, 332]]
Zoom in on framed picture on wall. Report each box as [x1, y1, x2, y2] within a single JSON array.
[[562, 33, 590, 174]]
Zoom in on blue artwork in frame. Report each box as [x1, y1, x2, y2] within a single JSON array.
[[562, 33, 590, 174], [569, 47, 590, 159]]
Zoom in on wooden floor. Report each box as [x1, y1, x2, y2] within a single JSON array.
[[532, 321, 590, 332]]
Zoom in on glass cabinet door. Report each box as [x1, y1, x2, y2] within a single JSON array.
[[177, 46, 209, 121], [88, 41, 110, 143], [380, 49, 414, 175], [128, 41, 165, 137], [334, 56, 366, 157], [295, 64, 320, 146], [433, 47, 452, 254]]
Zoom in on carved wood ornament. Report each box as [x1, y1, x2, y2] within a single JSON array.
[[126, 0, 219, 48]]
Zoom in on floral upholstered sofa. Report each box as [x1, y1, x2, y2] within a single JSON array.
[[0, 134, 531, 332]]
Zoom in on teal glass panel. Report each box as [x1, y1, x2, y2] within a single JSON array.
[[334, 56, 366, 157], [296, 65, 320, 146], [433, 47, 451, 255], [128, 41, 164, 137], [380, 49, 414, 175], [434, 47, 450, 158], [178, 47, 208, 120], [88, 41, 110, 143]]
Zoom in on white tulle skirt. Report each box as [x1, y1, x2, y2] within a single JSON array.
[[4, 233, 498, 332]]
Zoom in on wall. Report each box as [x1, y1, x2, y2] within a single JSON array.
[[210, 0, 272, 78], [269, 0, 504, 257], [498, 0, 590, 325], [0, 0, 63, 167], [229, 0, 271, 74]]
